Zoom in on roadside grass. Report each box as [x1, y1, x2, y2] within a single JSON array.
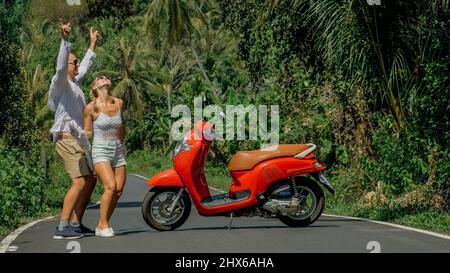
[[324, 188, 450, 235], [393, 212, 450, 233], [325, 202, 450, 235]]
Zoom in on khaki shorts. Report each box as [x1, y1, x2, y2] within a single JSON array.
[[55, 137, 93, 179]]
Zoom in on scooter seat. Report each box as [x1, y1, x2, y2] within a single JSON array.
[[228, 144, 311, 172]]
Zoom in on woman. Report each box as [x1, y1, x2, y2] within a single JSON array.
[[84, 76, 127, 238]]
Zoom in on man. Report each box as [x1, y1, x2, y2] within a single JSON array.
[[48, 18, 100, 239]]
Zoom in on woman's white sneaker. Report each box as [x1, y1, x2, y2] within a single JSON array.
[[95, 227, 114, 238]]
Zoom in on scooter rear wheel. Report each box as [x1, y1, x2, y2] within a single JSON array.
[[142, 187, 191, 231], [274, 177, 325, 227]]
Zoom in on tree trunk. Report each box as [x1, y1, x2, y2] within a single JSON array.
[[167, 86, 172, 144], [190, 45, 220, 101]]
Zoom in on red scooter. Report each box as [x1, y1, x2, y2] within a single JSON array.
[[142, 116, 334, 231]]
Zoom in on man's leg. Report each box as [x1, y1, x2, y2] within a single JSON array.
[[71, 175, 96, 225], [55, 138, 94, 234], [58, 177, 87, 229]]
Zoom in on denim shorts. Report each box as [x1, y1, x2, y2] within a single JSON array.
[[92, 140, 127, 168]]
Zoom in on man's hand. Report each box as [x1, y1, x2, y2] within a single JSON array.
[[89, 27, 100, 51], [60, 18, 71, 41]]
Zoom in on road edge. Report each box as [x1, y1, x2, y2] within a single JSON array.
[[137, 173, 449, 240], [1, 173, 447, 253], [322, 214, 449, 240], [0, 216, 55, 253]]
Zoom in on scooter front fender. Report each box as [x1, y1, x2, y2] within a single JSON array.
[[146, 169, 184, 188]]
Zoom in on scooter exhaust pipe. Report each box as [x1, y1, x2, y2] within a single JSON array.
[[263, 199, 303, 215]]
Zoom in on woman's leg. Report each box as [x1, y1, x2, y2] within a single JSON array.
[[95, 162, 116, 229], [107, 165, 126, 221]]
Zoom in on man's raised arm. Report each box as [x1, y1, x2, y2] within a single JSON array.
[[75, 27, 100, 84], [48, 19, 72, 111]]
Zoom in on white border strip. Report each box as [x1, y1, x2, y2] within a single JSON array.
[[131, 173, 150, 181], [0, 216, 55, 253], [323, 214, 450, 240]]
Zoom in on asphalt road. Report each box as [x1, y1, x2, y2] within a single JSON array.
[[3, 174, 449, 253]]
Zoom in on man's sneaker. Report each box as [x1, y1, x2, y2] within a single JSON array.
[[95, 227, 114, 238], [73, 224, 95, 234], [53, 226, 84, 240], [109, 227, 115, 235]]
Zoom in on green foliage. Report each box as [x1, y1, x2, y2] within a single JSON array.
[[127, 149, 231, 191], [409, 10, 450, 147], [0, 145, 47, 228], [361, 116, 450, 200], [0, 1, 39, 150], [126, 149, 174, 178], [85, 0, 138, 21]]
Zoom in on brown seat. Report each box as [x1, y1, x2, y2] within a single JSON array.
[[228, 144, 310, 172]]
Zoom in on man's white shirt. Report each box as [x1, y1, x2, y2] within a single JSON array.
[[48, 39, 96, 140]]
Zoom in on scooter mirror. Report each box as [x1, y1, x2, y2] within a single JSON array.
[[202, 95, 209, 108]]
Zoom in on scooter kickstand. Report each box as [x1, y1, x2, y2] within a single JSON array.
[[228, 212, 234, 230]]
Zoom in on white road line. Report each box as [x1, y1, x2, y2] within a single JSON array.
[[131, 173, 150, 181], [208, 186, 225, 193], [87, 201, 101, 209], [0, 216, 55, 253], [323, 214, 450, 240]]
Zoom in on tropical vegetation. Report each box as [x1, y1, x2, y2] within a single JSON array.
[[0, 0, 449, 236]]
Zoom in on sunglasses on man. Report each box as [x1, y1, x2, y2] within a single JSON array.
[[68, 59, 78, 66]]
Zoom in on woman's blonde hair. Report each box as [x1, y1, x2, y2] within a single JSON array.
[[90, 78, 115, 113]]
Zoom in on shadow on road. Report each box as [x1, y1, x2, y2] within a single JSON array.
[[114, 229, 150, 236], [88, 202, 142, 209], [174, 224, 340, 232]]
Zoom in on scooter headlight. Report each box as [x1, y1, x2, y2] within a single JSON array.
[[174, 135, 192, 157]]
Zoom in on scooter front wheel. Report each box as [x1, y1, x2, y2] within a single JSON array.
[[142, 187, 191, 231]]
